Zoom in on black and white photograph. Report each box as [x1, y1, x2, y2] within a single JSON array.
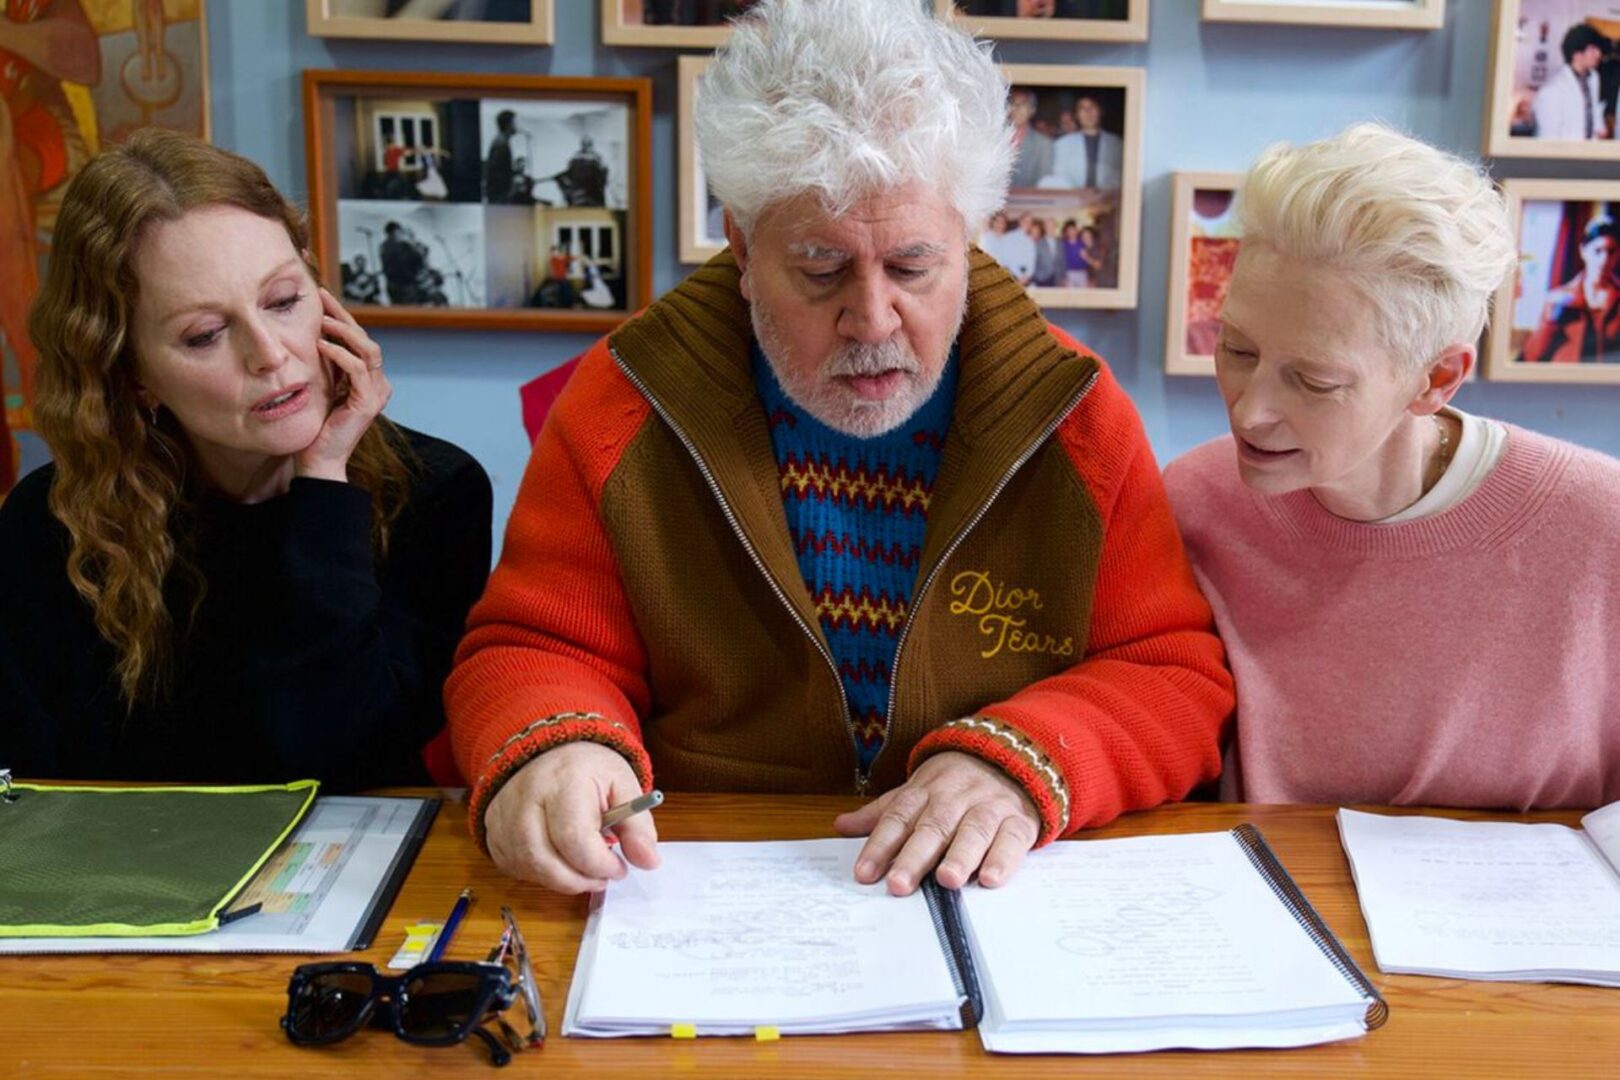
[[337, 199, 487, 308], [479, 98, 628, 209]]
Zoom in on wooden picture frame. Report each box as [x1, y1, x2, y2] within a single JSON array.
[[988, 64, 1145, 310], [601, 0, 747, 47], [1165, 172, 1242, 376], [1485, 179, 1620, 383], [1201, 0, 1443, 29], [303, 70, 652, 334], [941, 0, 1149, 43], [1482, 0, 1620, 161], [677, 55, 727, 265], [305, 0, 554, 43]]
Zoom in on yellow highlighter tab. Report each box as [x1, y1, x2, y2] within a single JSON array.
[[671, 1024, 697, 1039], [754, 1026, 780, 1042]]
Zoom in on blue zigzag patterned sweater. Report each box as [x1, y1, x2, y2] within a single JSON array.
[[754, 343, 958, 772]]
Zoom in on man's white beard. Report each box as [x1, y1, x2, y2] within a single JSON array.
[[749, 283, 965, 439]]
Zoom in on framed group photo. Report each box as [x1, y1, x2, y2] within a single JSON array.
[[303, 70, 652, 333], [305, 0, 554, 43], [1165, 172, 1242, 376], [942, 0, 1150, 43], [600, 0, 760, 47], [984, 64, 1145, 310], [1201, 0, 1443, 28], [1484, 0, 1620, 160], [1486, 179, 1620, 382]]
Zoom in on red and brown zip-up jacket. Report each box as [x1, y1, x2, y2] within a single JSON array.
[[447, 250, 1233, 848]]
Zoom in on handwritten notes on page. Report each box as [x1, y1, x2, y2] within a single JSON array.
[[1337, 806, 1620, 987], [958, 830, 1376, 1053], [562, 838, 964, 1037]]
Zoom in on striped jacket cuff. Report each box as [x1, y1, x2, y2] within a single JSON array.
[[468, 711, 655, 853], [909, 715, 1071, 846]]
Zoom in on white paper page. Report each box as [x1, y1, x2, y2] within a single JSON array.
[[573, 838, 961, 1030], [0, 796, 426, 954], [1338, 809, 1620, 977], [960, 832, 1365, 1027], [1580, 799, 1620, 880]]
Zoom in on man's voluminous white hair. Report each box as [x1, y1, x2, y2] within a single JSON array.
[[695, 0, 1013, 236], [1237, 123, 1519, 372]]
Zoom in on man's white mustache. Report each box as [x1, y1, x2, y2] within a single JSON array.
[[828, 339, 920, 377]]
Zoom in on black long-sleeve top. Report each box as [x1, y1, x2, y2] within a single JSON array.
[[0, 427, 491, 791]]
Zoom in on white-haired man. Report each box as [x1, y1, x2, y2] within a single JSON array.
[[448, 0, 1233, 896]]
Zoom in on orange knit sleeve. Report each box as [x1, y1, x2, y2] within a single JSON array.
[[910, 333, 1233, 842], [446, 342, 657, 846]]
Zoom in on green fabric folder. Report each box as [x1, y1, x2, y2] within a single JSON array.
[[0, 781, 318, 937]]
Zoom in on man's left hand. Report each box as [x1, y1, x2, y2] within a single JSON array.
[[833, 750, 1041, 896]]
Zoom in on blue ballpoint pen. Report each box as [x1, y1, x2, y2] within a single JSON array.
[[427, 888, 473, 963]]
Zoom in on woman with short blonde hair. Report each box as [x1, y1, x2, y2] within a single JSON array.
[[1166, 123, 1620, 809]]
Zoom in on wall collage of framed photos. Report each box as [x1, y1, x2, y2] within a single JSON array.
[[87, 0, 1612, 389]]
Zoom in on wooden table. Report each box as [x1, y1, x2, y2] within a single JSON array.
[[4, 794, 1617, 1078]]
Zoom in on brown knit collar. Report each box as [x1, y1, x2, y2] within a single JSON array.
[[610, 247, 1097, 447]]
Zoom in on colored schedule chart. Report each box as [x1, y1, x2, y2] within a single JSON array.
[[0, 796, 437, 954]]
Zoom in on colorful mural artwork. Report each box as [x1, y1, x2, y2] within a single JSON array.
[[0, 0, 208, 494]]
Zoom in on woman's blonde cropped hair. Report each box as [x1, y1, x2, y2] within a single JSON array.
[[1236, 123, 1519, 372], [695, 0, 1013, 236], [29, 129, 413, 708]]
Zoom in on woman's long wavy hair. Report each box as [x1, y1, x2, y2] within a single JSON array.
[[29, 129, 414, 708]]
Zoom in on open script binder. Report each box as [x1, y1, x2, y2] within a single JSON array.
[[562, 829, 1385, 1052], [1338, 801, 1620, 987]]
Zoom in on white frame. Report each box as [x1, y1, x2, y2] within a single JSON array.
[[677, 55, 725, 265], [940, 0, 1149, 43], [998, 64, 1145, 311], [1165, 172, 1243, 377], [1201, 0, 1443, 29], [1486, 179, 1620, 383], [1482, 0, 1620, 161], [306, 0, 554, 43]]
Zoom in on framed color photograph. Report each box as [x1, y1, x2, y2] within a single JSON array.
[[1, 0, 210, 495], [1201, 0, 1443, 28], [942, 0, 1149, 42], [600, 0, 761, 47], [1484, 0, 1620, 160], [986, 64, 1145, 310], [1165, 172, 1242, 376], [677, 55, 727, 264], [303, 70, 652, 333], [306, 0, 554, 43], [1486, 179, 1620, 382]]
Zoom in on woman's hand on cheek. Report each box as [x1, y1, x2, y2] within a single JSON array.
[[294, 287, 391, 483]]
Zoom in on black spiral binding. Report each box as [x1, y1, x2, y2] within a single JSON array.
[[922, 877, 984, 1028], [1232, 823, 1389, 1031]]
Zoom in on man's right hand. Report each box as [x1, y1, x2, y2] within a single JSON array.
[[483, 741, 660, 893]]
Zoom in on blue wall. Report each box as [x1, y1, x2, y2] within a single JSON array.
[[206, 0, 1619, 554]]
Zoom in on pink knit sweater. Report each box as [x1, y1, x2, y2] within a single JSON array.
[[1164, 427, 1620, 810]]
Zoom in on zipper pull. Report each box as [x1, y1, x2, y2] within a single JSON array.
[[854, 770, 870, 798]]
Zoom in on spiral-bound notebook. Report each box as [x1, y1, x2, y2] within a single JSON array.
[[562, 829, 1385, 1052]]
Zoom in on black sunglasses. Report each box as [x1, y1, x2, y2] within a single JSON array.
[[281, 905, 544, 1067]]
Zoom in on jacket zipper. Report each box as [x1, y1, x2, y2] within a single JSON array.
[[608, 348, 857, 782], [863, 370, 1100, 791]]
